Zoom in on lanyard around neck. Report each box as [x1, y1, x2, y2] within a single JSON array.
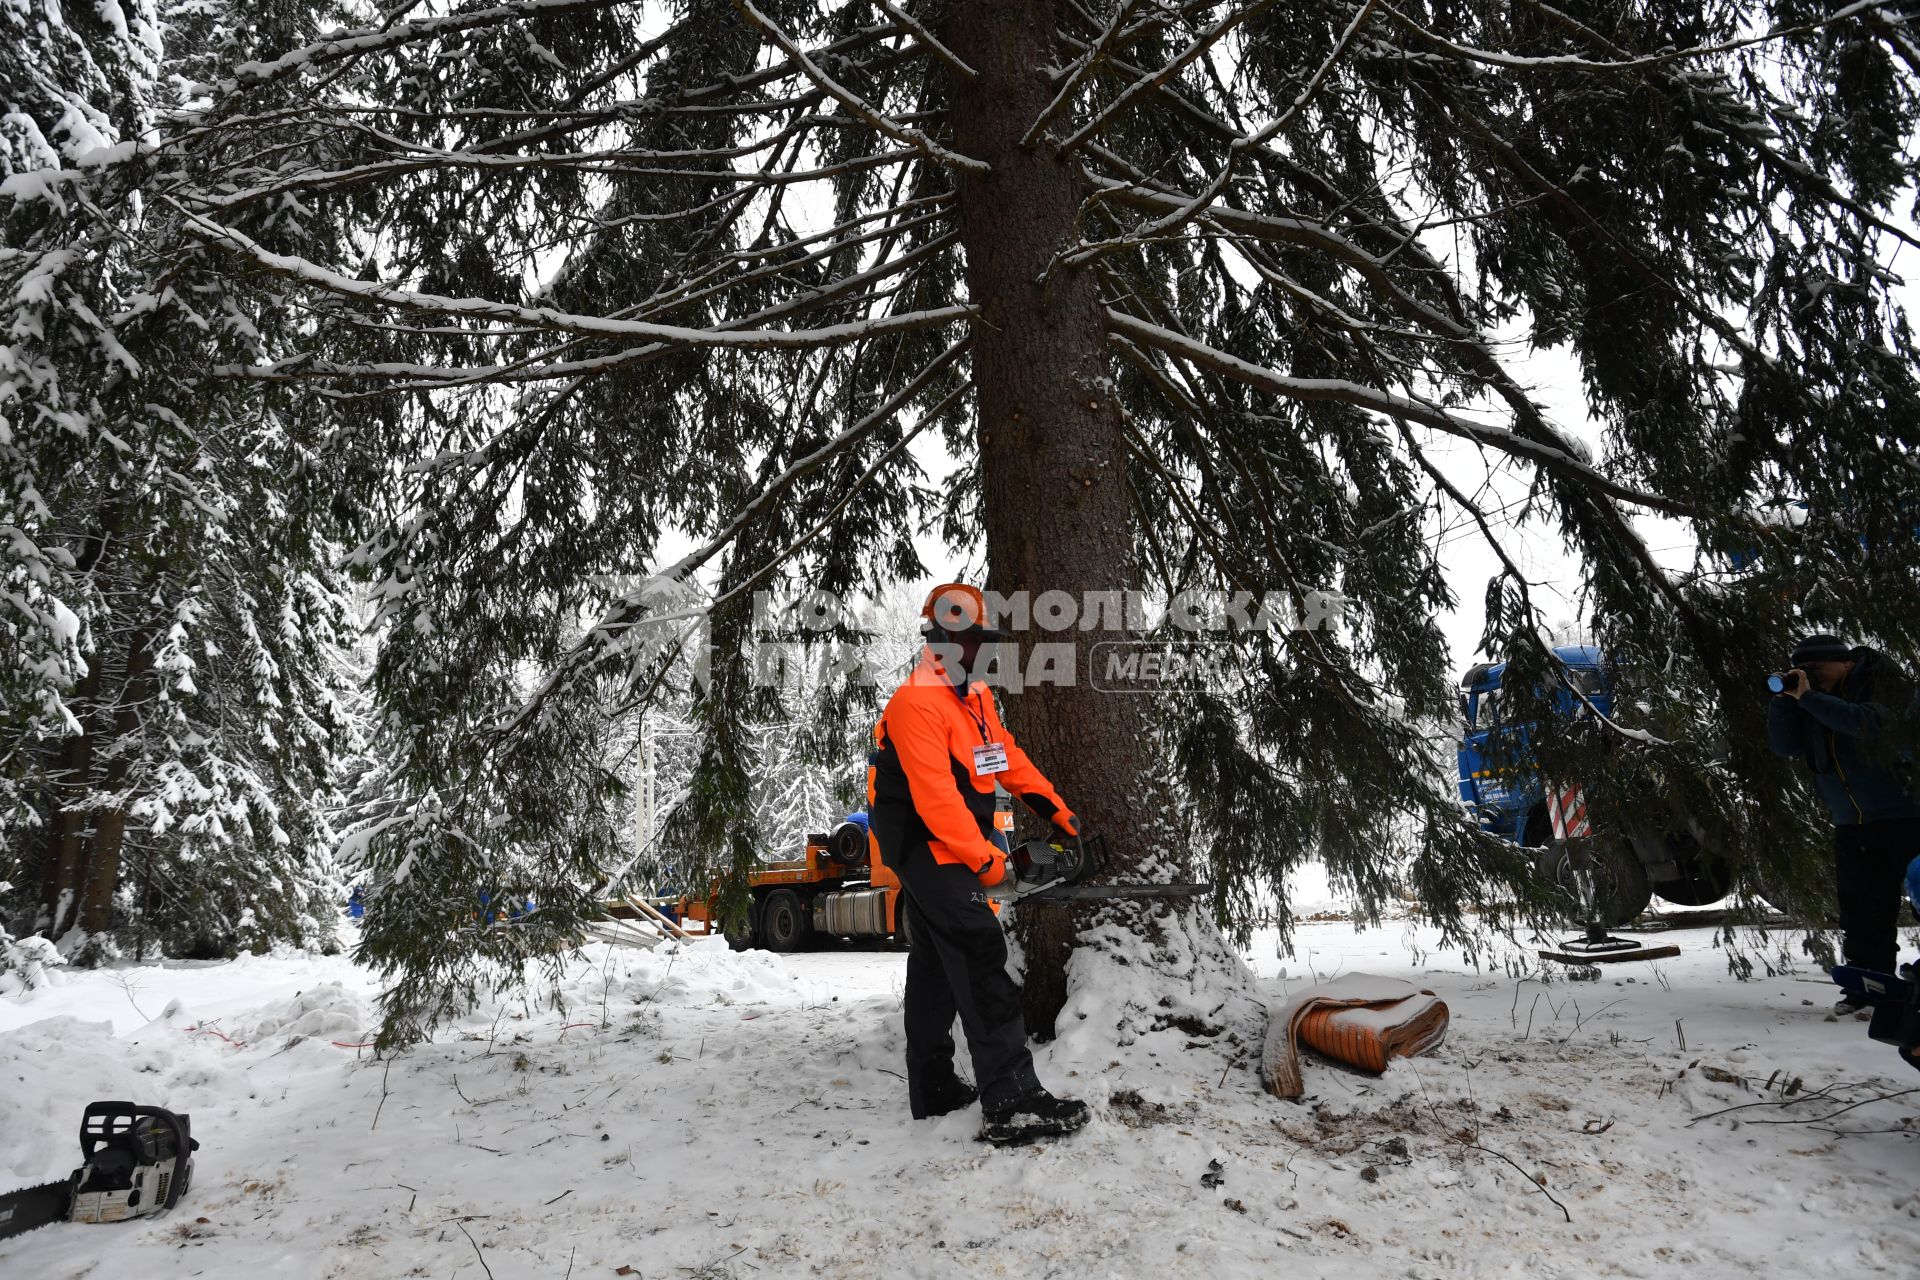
[[950, 682, 990, 744]]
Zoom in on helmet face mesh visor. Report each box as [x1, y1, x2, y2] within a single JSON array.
[[921, 583, 1003, 637]]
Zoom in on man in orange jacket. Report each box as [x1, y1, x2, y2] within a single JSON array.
[[868, 582, 1091, 1145]]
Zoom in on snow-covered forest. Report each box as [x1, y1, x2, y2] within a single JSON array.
[[5, 0, 1920, 1272]]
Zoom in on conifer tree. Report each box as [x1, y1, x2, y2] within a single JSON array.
[[48, 0, 1920, 1037], [1, 0, 362, 958]]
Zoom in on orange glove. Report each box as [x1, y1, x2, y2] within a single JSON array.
[[1052, 811, 1079, 838], [974, 847, 1009, 888]]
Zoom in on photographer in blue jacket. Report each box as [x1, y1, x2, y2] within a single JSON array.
[[1767, 634, 1920, 1009]]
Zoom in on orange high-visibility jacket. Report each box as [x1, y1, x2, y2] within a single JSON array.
[[868, 652, 1073, 877]]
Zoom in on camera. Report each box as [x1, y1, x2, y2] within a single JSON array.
[[1768, 671, 1804, 695]]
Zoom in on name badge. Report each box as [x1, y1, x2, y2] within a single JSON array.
[[972, 743, 1009, 776]]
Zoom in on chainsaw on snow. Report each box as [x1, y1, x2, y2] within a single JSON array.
[[997, 831, 1210, 902], [0, 1103, 197, 1241]]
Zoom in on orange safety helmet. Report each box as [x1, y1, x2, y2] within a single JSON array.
[[920, 582, 1008, 640]]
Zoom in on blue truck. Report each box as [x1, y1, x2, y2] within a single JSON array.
[[1457, 645, 1734, 926]]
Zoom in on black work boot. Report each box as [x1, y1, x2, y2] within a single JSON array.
[[910, 1074, 979, 1120], [978, 1087, 1090, 1146]]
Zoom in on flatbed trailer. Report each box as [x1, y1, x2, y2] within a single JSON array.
[[674, 824, 913, 952]]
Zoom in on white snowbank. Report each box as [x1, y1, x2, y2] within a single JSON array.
[[2, 921, 1918, 1277], [225, 981, 371, 1046]]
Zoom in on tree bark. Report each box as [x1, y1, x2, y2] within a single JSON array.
[[37, 513, 118, 935], [80, 628, 154, 938], [40, 652, 104, 935], [942, 1, 1166, 1036]]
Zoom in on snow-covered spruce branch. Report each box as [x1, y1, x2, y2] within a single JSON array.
[[1104, 309, 1687, 516], [371, 205, 962, 386], [1222, 243, 1451, 349], [732, 0, 988, 176], [1494, 0, 1920, 256], [1056, 0, 1284, 156], [1060, 0, 1381, 270], [177, 132, 919, 215], [454, 191, 955, 360], [218, 0, 638, 93], [1068, 28, 1659, 329], [617, 332, 967, 599], [499, 335, 972, 735], [702, 376, 971, 619], [1322, 292, 1709, 660], [223, 220, 961, 391], [1023, 0, 1146, 147], [1111, 336, 1361, 653], [549, 14, 688, 110], [1108, 0, 1221, 50], [280, 191, 949, 365], [1088, 174, 1748, 482], [1114, 414, 1378, 715], [509, 15, 911, 138], [1388, 418, 1667, 747], [1108, 332, 1375, 574], [615, 210, 954, 331], [574, 14, 908, 113], [172, 203, 972, 352], [1086, 178, 1479, 338], [1055, 31, 1275, 166], [877, 1, 976, 79], [197, 15, 909, 150], [1417, 99, 1774, 373], [1089, 169, 1486, 359], [1377, 0, 1906, 76]]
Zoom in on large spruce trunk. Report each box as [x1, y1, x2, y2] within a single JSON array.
[[80, 629, 154, 937], [942, 1, 1166, 1036], [41, 654, 103, 935], [37, 517, 116, 935]]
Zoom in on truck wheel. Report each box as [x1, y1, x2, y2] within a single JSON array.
[[826, 821, 867, 868], [1542, 840, 1652, 928], [1651, 832, 1735, 907], [760, 890, 811, 953], [1653, 872, 1729, 908]]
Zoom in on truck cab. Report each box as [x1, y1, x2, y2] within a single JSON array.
[[1457, 646, 1733, 925], [1457, 645, 1611, 848]]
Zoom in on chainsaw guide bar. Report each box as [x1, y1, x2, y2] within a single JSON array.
[[1021, 882, 1212, 901]]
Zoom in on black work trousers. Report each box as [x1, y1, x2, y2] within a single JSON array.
[[896, 841, 1040, 1114], [1834, 816, 1920, 976]]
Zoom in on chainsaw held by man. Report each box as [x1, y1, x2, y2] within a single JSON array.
[[0, 1103, 197, 1241], [996, 829, 1210, 902]]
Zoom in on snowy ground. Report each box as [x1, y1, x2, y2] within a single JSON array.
[[5, 900, 1920, 1279]]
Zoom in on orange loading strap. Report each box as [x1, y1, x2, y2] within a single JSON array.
[[1295, 998, 1450, 1076]]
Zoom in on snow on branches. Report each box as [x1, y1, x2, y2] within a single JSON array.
[[5, 0, 1915, 1038]]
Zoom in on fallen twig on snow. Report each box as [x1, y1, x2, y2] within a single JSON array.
[[1467, 1142, 1571, 1223], [455, 1218, 495, 1280], [1685, 1080, 1916, 1127], [112, 973, 153, 1023], [1408, 1064, 1571, 1223], [371, 1058, 393, 1131]]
